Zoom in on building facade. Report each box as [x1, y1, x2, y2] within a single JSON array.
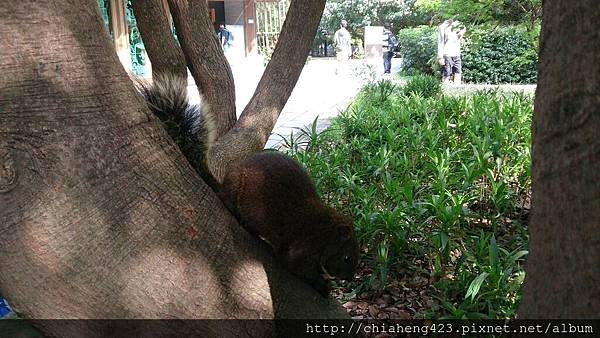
[[98, 0, 261, 76]]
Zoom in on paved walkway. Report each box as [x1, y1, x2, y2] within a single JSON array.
[[189, 56, 402, 148], [261, 58, 378, 148]]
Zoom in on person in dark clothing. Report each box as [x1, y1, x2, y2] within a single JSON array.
[[382, 22, 396, 75], [218, 23, 232, 51]]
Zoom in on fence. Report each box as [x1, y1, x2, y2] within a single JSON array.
[[255, 0, 290, 58]]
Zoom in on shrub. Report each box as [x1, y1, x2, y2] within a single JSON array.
[[462, 25, 539, 84], [402, 74, 442, 98], [397, 25, 438, 75]]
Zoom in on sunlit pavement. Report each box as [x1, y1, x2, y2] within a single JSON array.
[[188, 56, 403, 149], [264, 58, 373, 148]]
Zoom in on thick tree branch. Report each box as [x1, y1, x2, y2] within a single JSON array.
[[131, 0, 187, 79], [166, 0, 237, 138], [209, 0, 326, 181]]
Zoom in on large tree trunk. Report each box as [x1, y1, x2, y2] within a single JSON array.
[[518, 1, 600, 318], [131, 0, 187, 79], [0, 1, 346, 336]]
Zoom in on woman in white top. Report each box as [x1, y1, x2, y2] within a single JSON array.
[[334, 20, 352, 75]]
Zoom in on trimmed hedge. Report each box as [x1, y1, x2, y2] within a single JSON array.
[[397, 25, 438, 76], [462, 26, 538, 84], [396, 25, 539, 84]]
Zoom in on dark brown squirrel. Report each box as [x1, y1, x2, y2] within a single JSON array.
[[139, 73, 360, 296], [219, 151, 360, 296]]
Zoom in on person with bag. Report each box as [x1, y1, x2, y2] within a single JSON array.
[[218, 23, 233, 52]]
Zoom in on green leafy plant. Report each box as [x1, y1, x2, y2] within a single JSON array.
[[280, 79, 532, 319], [402, 74, 442, 98], [397, 25, 438, 75], [362, 79, 397, 105]]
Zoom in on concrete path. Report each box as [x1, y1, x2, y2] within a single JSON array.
[[188, 56, 402, 148], [262, 58, 374, 148]]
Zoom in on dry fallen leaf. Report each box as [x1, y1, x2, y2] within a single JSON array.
[[397, 310, 412, 319], [368, 304, 379, 317]]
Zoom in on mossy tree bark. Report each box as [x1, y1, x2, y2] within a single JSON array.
[[0, 1, 346, 336], [518, 0, 600, 318]]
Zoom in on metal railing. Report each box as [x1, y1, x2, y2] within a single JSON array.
[[255, 0, 290, 58]]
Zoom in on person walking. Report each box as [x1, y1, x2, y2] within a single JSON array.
[[218, 23, 232, 52], [437, 19, 466, 84], [333, 19, 352, 75], [381, 22, 397, 76]]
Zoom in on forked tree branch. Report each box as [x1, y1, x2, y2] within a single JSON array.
[[145, 0, 325, 180], [209, 0, 327, 180]]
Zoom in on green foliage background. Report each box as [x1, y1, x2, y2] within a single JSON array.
[[396, 24, 539, 84], [317, 0, 541, 84], [396, 25, 438, 76], [461, 26, 539, 84], [282, 80, 532, 318]]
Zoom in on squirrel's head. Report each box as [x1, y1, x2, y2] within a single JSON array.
[[320, 212, 359, 281]]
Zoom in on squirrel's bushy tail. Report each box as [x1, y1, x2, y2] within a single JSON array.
[[137, 72, 220, 190]]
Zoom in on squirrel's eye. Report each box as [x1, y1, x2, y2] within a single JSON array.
[[344, 255, 351, 263]]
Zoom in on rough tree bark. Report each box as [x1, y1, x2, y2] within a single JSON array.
[[166, 0, 237, 139], [131, 0, 187, 79], [0, 1, 346, 336], [518, 0, 600, 318]]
